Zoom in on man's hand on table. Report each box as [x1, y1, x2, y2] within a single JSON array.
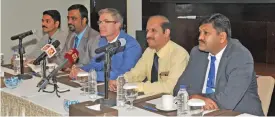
[[190, 94, 219, 110], [69, 65, 84, 80], [109, 80, 117, 92]]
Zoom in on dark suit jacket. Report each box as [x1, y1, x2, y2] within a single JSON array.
[[174, 39, 264, 116]]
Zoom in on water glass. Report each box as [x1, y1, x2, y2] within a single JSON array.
[[124, 83, 138, 110], [116, 75, 126, 107], [187, 98, 205, 116], [77, 72, 89, 95], [14, 57, 21, 74], [88, 69, 97, 99]]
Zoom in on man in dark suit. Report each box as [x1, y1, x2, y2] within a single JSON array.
[[58, 4, 100, 71], [174, 13, 264, 116]]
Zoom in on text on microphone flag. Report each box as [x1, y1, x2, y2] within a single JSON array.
[[41, 44, 57, 58]]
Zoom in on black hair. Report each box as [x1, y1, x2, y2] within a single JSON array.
[[43, 10, 61, 28], [200, 13, 231, 38], [68, 4, 89, 24]]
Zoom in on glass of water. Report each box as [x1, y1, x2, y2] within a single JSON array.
[[14, 57, 21, 75], [124, 83, 138, 110], [88, 69, 97, 99], [77, 72, 89, 95]]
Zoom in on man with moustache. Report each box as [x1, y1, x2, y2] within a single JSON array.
[[58, 4, 100, 71], [109, 15, 189, 94], [69, 8, 142, 82], [26, 10, 67, 63], [173, 13, 264, 116]]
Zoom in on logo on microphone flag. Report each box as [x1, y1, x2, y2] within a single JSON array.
[[41, 44, 57, 58]]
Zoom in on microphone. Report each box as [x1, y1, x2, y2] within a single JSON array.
[[95, 38, 126, 54], [33, 40, 60, 65], [11, 29, 36, 40], [37, 49, 79, 90]]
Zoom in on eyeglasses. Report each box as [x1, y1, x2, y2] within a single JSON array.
[[97, 20, 117, 25]]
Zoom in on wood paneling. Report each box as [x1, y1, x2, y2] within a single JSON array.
[[266, 23, 275, 64], [231, 21, 267, 63], [172, 19, 200, 53]]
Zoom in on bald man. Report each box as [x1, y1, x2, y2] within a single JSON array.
[[110, 15, 189, 94]]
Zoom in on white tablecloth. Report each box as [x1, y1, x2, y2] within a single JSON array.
[[1, 66, 161, 116]]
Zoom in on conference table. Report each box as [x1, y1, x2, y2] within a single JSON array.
[[0, 65, 253, 116]]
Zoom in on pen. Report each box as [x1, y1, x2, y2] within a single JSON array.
[[97, 92, 105, 95], [142, 105, 158, 112]]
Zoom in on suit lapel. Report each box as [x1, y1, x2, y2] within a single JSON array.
[[199, 52, 210, 90], [78, 27, 90, 49], [69, 33, 75, 48], [215, 39, 233, 89]]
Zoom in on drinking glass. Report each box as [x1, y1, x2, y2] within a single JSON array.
[[77, 72, 89, 95], [125, 88, 138, 110]]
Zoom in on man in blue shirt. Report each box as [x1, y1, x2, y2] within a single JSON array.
[[69, 8, 142, 85]]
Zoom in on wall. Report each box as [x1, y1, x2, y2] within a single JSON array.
[[142, 2, 275, 64], [127, 0, 142, 38], [1, 0, 90, 64]]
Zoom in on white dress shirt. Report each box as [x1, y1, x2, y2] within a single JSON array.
[[202, 45, 227, 93], [108, 33, 119, 43]]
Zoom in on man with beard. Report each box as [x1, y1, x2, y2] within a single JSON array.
[[58, 4, 100, 71], [26, 10, 67, 63], [173, 13, 264, 116], [109, 15, 189, 94], [69, 8, 142, 82]]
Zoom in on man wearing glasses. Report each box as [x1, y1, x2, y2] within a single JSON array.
[[69, 8, 142, 83], [58, 4, 100, 71]]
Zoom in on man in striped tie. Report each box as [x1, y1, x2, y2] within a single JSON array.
[[174, 13, 264, 116]]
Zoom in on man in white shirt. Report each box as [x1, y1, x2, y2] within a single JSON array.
[[174, 13, 264, 116]]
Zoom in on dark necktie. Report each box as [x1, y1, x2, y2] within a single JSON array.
[[74, 36, 79, 48], [206, 56, 216, 94], [151, 53, 159, 83], [48, 37, 52, 44]]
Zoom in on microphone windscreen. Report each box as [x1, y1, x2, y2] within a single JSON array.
[[118, 38, 126, 46], [51, 40, 60, 48], [64, 49, 79, 64]]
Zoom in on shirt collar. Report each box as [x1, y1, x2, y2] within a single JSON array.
[[155, 40, 172, 58], [208, 45, 227, 60], [76, 26, 88, 40], [108, 32, 120, 43], [49, 29, 60, 39]]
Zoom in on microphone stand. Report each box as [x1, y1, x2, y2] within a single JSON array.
[[41, 58, 53, 85], [104, 50, 111, 99], [43, 76, 70, 98], [17, 36, 32, 80], [95, 49, 116, 107], [37, 59, 71, 97], [42, 59, 47, 78]]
